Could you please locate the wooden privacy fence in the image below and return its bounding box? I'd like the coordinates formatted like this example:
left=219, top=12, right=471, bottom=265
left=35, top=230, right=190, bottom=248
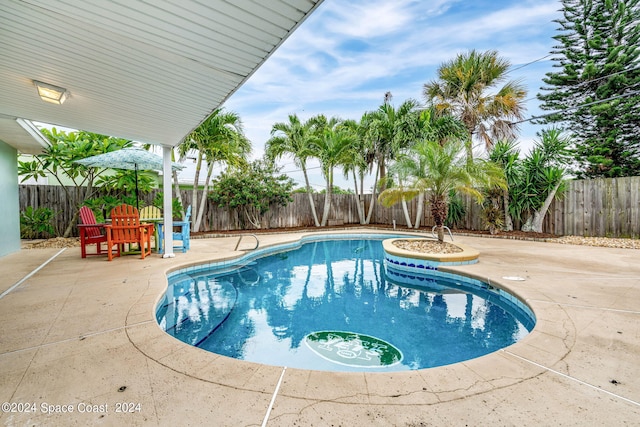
left=548, top=177, right=640, bottom=238
left=19, top=176, right=640, bottom=238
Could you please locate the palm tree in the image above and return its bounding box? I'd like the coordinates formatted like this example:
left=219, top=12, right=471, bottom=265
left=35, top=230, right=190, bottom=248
left=364, top=96, right=419, bottom=186
left=181, top=108, right=250, bottom=232
left=308, top=116, right=356, bottom=226
left=357, top=110, right=381, bottom=223
left=266, top=114, right=321, bottom=227
left=424, top=50, right=526, bottom=155
left=379, top=139, right=505, bottom=242
left=360, top=95, right=419, bottom=224
left=415, top=106, right=469, bottom=145
left=338, top=119, right=370, bottom=224
left=408, top=108, right=469, bottom=228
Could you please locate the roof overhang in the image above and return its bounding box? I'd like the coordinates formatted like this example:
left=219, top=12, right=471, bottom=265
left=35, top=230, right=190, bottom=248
left=0, top=0, right=323, bottom=153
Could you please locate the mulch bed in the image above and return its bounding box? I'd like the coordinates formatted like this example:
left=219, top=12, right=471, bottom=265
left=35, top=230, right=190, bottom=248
left=192, top=224, right=557, bottom=240
left=392, top=239, right=463, bottom=254
left=22, top=225, right=638, bottom=250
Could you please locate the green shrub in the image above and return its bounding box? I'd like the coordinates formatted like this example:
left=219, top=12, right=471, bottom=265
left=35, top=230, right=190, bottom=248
left=20, top=206, right=56, bottom=239
left=153, top=193, right=184, bottom=220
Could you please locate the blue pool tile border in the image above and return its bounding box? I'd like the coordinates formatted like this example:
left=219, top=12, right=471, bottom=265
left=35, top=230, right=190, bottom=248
left=384, top=265, right=536, bottom=330
left=162, top=233, right=536, bottom=332
left=166, top=233, right=418, bottom=281
left=383, top=253, right=478, bottom=271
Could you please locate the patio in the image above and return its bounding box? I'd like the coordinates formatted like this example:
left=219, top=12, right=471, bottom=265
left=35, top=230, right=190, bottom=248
left=1, top=231, right=639, bottom=426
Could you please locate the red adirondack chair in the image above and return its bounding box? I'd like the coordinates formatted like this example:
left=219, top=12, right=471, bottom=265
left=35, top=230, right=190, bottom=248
left=78, top=206, right=109, bottom=258
left=105, top=204, right=154, bottom=261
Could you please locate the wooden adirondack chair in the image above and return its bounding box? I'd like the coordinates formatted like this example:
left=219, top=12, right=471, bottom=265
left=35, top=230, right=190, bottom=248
left=78, top=206, right=109, bottom=258
left=139, top=205, right=162, bottom=221
left=139, top=205, right=162, bottom=251
left=105, top=204, right=154, bottom=261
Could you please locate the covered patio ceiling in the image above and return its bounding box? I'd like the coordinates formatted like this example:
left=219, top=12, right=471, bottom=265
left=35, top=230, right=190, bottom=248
left=0, top=0, right=323, bottom=153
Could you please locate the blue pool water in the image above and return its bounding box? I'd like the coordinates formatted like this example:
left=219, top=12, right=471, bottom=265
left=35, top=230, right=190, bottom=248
left=156, top=236, right=535, bottom=372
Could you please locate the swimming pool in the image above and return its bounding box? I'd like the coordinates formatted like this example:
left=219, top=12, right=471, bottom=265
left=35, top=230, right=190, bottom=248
left=156, top=235, right=536, bottom=372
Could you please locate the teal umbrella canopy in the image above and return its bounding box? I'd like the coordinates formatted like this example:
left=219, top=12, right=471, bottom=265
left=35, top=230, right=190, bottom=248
left=75, top=147, right=184, bottom=209
left=75, top=147, right=184, bottom=172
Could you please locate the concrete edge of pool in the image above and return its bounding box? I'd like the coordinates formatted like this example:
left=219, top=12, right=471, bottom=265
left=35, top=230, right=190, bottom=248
left=155, top=234, right=532, bottom=372
left=4, top=229, right=637, bottom=425
left=136, top=231, right=557, bottom=395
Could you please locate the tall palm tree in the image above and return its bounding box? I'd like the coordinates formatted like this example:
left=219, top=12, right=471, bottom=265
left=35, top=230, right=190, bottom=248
left=181, top=108, right=250, bottom=232
left=357, top=110, right=381, bottom=223
left=308, top=116, right=356, bottom=226
left=415, top=106, right=469, bottom=146
left=338, top=119, right=370, bottom=224
left=361, top=96, right=419, bottom=224
left=424, top=50, right=526, bottom=155
left=364, top=97, right=419, bottom=186
left=266, top=114, right=321, bottom=227
left=379, top=139, right=505, bottom=242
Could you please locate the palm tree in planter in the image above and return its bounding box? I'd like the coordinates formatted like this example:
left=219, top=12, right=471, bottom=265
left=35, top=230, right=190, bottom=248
left=379, top=138, right=505, bottom=242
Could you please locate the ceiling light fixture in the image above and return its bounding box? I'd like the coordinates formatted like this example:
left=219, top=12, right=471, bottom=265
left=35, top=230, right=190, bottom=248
left=33, top=80, right=69, bottom=104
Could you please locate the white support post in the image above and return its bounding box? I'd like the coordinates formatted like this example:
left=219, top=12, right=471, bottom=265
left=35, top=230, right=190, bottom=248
left=162, top=146, right=175, bottom=258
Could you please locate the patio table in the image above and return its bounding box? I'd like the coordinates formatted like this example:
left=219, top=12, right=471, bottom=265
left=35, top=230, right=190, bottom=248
left=141, top=218, right=163, bottom=252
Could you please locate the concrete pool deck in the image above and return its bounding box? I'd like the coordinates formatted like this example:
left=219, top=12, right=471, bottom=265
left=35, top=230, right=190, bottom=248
left=1, top=231, right=639, bottom=426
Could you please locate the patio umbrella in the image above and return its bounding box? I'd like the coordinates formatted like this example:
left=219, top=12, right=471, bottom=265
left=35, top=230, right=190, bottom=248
left=75, top=147, right=184, bottom=210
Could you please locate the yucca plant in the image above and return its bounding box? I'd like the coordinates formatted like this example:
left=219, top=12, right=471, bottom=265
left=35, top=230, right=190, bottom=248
left=445, top=190, right=466, bottom=228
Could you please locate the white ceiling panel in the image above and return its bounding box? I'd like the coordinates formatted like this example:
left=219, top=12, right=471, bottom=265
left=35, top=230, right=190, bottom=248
left=0, top=0, right=322, bottom=151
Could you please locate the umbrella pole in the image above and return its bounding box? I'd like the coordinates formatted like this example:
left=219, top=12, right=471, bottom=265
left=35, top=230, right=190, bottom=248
left=135, top=164, right=139, bottom=211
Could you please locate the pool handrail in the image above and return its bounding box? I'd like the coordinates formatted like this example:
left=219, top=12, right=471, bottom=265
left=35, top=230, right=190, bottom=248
left=234, top=234, right=260, bottom=251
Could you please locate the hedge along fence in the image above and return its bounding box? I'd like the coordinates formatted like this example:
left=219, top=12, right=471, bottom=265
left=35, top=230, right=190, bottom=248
left=18, top=175, right=640, bottom=238
left=18, top=185, right=156, bottom=237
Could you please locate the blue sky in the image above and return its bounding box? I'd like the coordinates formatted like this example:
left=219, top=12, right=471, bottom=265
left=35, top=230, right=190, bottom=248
left=221, top=0, right=563, bottom=192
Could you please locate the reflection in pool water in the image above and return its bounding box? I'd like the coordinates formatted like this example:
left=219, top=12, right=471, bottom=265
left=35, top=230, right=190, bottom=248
left=156, top=237, right=535, bottom=372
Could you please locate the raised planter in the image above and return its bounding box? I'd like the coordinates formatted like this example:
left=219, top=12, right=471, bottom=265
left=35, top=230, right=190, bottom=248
left=382, top=238, right=479, bottom=273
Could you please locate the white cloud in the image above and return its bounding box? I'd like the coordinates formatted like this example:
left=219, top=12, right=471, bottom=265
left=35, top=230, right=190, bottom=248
left=220, top=0, right=564, bottom=190
left=319, top=0, right=416, bottom=39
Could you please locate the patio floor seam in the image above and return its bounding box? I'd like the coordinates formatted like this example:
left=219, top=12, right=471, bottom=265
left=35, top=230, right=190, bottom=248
left=0, top=248, right=67, bottom=300
left=262, top=366, right=287, bottom=427
left=504, top=350, right=640, bottom=408
left=0, top=321, right=154, bottom=356
left=529, top=299, right=640, bottom=314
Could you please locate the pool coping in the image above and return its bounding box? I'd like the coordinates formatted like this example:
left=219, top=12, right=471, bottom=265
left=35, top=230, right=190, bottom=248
left=156, top=233, right=533, bottom=371
left=136, top=231, right=564, bottom=395
left=2, top=229, right=639, bottom=425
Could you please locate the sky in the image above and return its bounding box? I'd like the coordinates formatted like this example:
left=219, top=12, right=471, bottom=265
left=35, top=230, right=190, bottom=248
left=214, top=0, right=564, bottom=192
left=31, top=0, right=564, bottom=191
